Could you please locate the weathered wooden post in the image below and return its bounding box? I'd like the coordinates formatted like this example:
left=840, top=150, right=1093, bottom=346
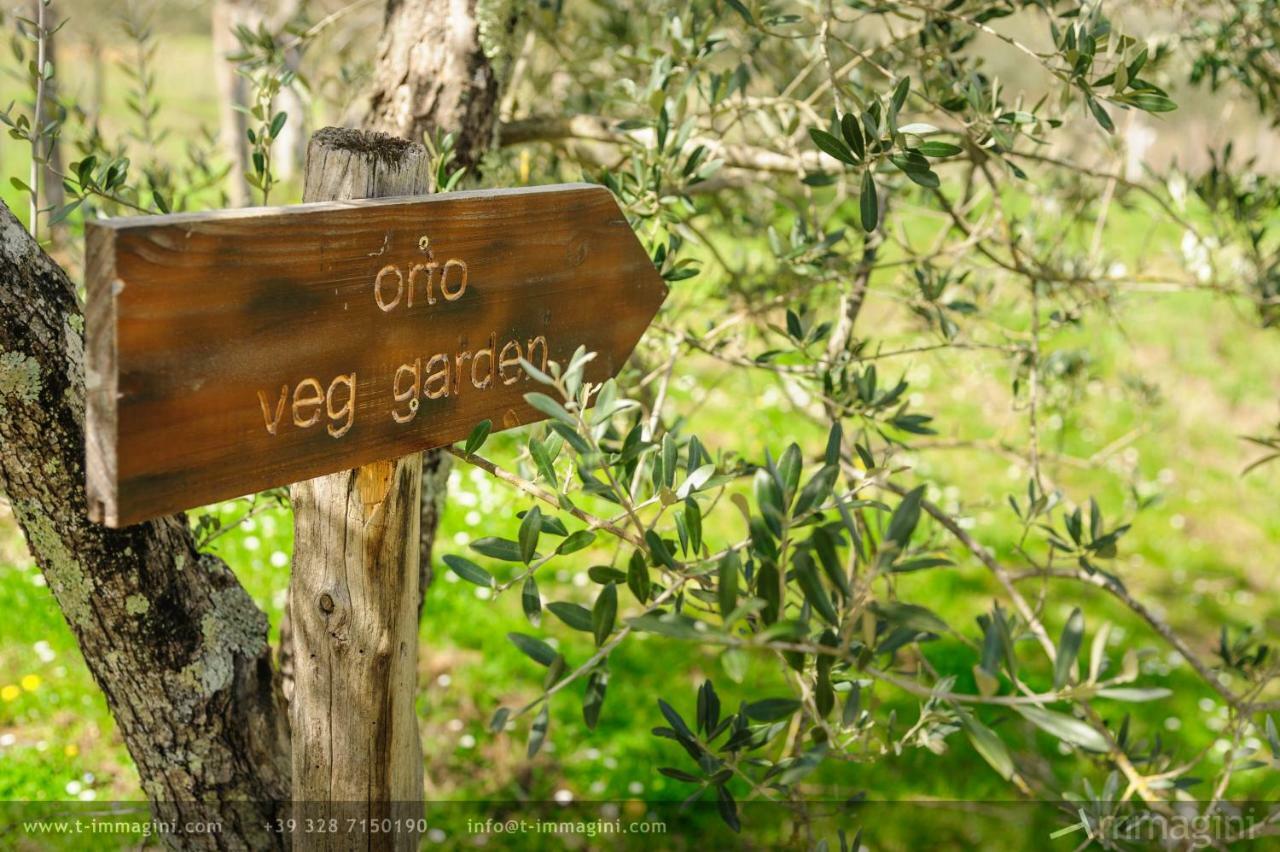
left=289, top=127, right=428, bottom=849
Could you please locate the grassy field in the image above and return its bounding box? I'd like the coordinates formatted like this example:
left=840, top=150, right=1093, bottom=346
left=2, top=15, right=1279, bottom=852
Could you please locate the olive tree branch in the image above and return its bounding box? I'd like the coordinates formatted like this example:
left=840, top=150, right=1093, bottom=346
left=1009, top=567, right=1280, bottom=714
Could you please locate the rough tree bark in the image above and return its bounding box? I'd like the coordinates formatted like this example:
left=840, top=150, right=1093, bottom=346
left=364, top=0, right=514, bottom=168
left=287, top=129, right=427, bottom=850
left=0, top=205, right=291, bottom=850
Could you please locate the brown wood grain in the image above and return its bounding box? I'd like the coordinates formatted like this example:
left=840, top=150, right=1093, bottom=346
left=287, top=126, right=428, bottom=850
left=85, top=184, right=667, bottom=527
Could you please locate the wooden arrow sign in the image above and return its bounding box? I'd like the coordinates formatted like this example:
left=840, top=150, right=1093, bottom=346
left=84, top=184, right=667, bottom=527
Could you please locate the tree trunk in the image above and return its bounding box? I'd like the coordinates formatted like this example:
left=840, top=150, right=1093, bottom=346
left=0, top=204, right=291, bottom=849
left=272, top=71, right=307, bottom=182
left=364, top=0, right=514, bottom=168
left=212, top=0, right=259, bottom=206
left=417, top=447, right=450, bottom=611
left=268, top=0, right=306, bottom=182
left=40, top=1, right=66, bottom=236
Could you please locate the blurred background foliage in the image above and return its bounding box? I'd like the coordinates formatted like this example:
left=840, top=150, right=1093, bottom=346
left=1, top=0, right=1279, bottom=847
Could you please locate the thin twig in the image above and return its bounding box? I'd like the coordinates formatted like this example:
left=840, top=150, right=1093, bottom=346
left=448, top=446, right=645, bottom=549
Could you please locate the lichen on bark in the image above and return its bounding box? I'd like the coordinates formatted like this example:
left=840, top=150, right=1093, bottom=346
left=12, top=500, right=94, bottom=628
left=0, top=351, right=42, bottom=413
left=187, top=582, right=272, bottom=697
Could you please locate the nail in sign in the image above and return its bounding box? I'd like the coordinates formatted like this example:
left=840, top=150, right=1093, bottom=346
left=84, top=184, right=667, bottom=527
